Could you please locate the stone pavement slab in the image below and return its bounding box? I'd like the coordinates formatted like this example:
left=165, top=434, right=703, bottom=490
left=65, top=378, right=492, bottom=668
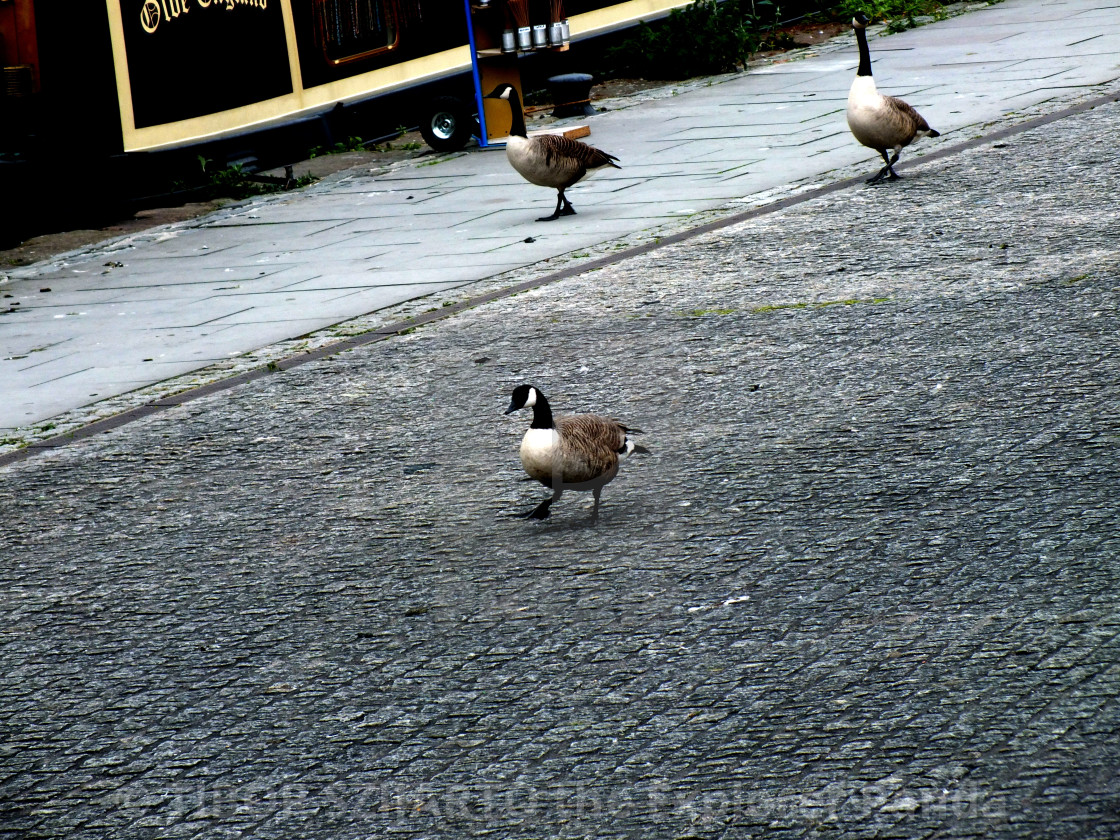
left=0, top=78, right=1118, bottom=839
left=3, top=0, right=1120, bottom=441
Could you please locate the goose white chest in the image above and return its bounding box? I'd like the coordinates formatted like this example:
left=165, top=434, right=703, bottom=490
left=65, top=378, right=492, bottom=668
left=519, top=427, right=560, bottom=481
left=846, top=76, right=891, bottom=148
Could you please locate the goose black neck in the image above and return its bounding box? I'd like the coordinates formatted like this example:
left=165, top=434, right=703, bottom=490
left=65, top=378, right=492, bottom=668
left=506, top=88, right=528, bottom=138
left=530, top=394, right=554, bottom=429
left=855, top=26, right=873, bottom=77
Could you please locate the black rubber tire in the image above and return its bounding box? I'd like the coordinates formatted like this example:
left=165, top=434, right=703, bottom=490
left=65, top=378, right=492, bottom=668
left=419, top=96, right=476, bottom=152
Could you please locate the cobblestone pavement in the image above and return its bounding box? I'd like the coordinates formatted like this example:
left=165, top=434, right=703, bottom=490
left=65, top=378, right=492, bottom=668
left=2, top=94, right=1119, bottom=839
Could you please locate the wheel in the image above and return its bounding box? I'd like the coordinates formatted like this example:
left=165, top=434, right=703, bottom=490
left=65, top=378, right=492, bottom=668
left=419, top=96, right=476, bottom=152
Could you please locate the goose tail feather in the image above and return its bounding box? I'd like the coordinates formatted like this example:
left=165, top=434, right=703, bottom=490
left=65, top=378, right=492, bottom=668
left=622, top=438, right=650, bottom=456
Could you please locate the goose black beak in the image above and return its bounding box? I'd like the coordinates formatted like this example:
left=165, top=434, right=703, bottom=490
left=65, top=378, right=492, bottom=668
left=504, top=401, right=519, bottom=415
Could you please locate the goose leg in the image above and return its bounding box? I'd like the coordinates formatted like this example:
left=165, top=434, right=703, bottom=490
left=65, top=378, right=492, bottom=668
left=591, top=486, right=603, bottom=523
left=558, top=190, right=576, bottom=217
left=536, top=191, right=566, bottom=222
left=525, top=488, right=562, bottom=519
left=885, top=146, right=902, bottom=181
left=867, top=149, right=892, bottom=184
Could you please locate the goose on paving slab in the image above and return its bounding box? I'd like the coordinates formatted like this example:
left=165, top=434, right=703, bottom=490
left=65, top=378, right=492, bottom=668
left=846, top=11, right=940, bottom=183
left=485, top=83, right=621, bottom=221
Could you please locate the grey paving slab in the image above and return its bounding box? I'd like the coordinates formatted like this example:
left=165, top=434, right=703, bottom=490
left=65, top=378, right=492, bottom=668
left=3, top=0, right=1120, bottom=437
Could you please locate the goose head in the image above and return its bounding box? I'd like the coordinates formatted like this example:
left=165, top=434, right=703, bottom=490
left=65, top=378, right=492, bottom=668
left=485, top=84, right=517, bottom=101
left=852, top=11, right=870, bottom=28
left=505, top=384, right=540, bottom=415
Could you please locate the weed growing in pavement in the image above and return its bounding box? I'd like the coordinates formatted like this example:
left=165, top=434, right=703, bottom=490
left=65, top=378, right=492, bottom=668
left=309, top=135, right=368, bottom=158
left=309, top=132, right=422, bottom=155
left=181, top=156, right=318, bottom=202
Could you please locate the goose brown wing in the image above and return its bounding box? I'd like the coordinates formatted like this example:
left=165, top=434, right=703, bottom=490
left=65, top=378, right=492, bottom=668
left=535, top=134, right=621, bottom=171
left=555, top=414, right=626, bottom=483
left=885, top=95, right=934, bottom=134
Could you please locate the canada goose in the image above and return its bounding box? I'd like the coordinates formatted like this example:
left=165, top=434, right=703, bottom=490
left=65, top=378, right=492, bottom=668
left=504, top=384, right=647, bottom=521
left=484, top=83, right=621, bottom=221
left=846, top=11, right=940, bottom=183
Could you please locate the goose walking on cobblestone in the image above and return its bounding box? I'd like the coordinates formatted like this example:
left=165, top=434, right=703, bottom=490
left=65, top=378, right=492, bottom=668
left=505, top=385, right=647, bottom=521
left=846, top=11, right=940, bottom=183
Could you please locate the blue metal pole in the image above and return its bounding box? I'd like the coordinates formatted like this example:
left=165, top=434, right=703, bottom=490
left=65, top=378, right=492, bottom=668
left=464, top=0, right=490, bottom=147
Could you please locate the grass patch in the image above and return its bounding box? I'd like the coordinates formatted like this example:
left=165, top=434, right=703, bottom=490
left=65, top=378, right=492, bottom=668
left=751, top=297, right=891, bottom=314
left=680, top=307, right=738, bottom=317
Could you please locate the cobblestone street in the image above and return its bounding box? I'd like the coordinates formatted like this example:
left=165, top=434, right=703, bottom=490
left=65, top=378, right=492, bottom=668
left=2, top=95, right=1119, bottom=839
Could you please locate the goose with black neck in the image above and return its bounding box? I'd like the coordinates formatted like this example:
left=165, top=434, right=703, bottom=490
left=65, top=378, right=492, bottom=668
left=485, top=83, right=621, bottom=221
left=504, top=385, right=647, bottom=522
left=846, top=11, right=940, bottom=183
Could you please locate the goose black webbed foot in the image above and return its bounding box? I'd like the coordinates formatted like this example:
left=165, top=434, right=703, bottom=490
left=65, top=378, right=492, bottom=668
left=536, top=209, right=575, bottom=221
left=525, top=487, right=562, bottom=519
left=524, top=499, right=553, bottom=519
left=537, top=192, right=567, bottom=222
